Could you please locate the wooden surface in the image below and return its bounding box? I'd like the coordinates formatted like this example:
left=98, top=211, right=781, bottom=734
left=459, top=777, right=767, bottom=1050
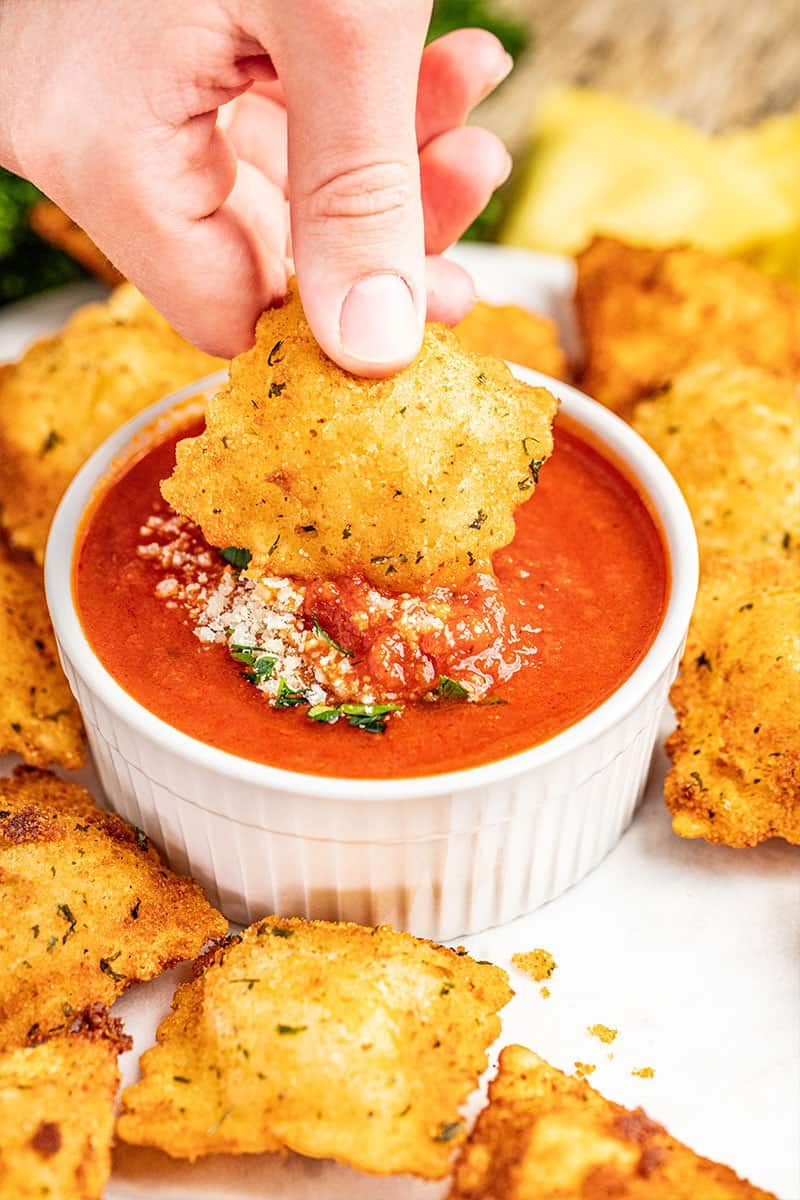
left=479, top=0, right=800, bottom=152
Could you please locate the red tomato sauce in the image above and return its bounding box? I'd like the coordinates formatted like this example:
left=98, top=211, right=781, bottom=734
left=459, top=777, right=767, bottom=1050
left=74, top=417, right=669, bottom=779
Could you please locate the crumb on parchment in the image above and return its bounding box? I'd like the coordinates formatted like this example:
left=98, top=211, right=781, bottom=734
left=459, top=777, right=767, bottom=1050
left=587, top=1024, right=618, bottom=1044
left=574, top=1062, right=596, bottom=1078
left=539, top=986, right=550, bottom=999
left=633, top=1066, right=656, bottom=1078
left=511, top=949, right=556, bottom=982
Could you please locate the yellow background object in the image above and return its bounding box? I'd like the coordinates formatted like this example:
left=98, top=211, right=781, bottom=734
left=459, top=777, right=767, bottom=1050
left=502, top=88, right=800, bottom=277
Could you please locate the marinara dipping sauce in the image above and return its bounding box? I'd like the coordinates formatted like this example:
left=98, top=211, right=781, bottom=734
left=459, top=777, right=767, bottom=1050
left=74, top=415, right=669, bottom=779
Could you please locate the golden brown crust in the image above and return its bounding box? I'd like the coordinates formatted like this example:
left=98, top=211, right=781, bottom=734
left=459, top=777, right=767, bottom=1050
left=454, top=301, right=570, bottom=381
left=0, top=766, right=227, bottom=1050
left=29, top=199, right=125, bottom=286
left=0, top=540, right=85, bottom=767
left=631, top=359, right=800, bottom=567
left=0, top=283, right=223, bottom=561
left=0, top=1013, right=127, bottom=1200
left=665, top=557, right=800, bottom=847
left=162, top=279, right=558, bottom=591
left=118, top=915, right=512, bottom=1177
left=575, top=237, right=800, bottom=417
left=448, top=1045, right=777, bottom=1199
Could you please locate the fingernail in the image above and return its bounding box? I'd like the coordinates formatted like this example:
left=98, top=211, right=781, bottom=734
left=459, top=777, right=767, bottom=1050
left=497, top=51, right=514, bottom=83
left=497, top=150, right=513, bottom=187
left=479, top=52, right=514, bottom=103
left=340, top=272, right=420, bottom=367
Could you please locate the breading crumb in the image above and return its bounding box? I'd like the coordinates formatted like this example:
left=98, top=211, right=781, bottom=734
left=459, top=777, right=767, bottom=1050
left=632, top=1066, right=655, bottom=1078
left=511, top=949, right=556, bottom=982
left=574, top=1061, right=596, bottom=1078
left=587, top=1023, right=618, bottom=1044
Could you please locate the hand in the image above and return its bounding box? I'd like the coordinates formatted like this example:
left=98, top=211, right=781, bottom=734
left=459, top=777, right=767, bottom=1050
left=0, top=0, right=512, bottom=374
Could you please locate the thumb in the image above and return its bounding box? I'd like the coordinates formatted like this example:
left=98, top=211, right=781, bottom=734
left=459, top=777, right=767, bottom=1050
left=268, top=0, right=431, bottom=376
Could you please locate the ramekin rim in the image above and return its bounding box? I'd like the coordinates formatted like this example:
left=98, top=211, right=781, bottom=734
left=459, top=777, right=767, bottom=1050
left=45, top=366, right=698, bottom=802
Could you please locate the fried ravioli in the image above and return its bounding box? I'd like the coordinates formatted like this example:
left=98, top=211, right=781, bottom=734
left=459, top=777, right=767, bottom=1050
left=449, top=1045, right=777, bottom=1199
left=576, top=238, right=800, bottom=416
left=0, top=540, right=84, bottom=768
left=0, top=284, right=223, bottom=561
left=28, top=200, right=124, bottom=286
left=631, top=360, right=800, bottom=566
left=0, top=767, right=227, bottom=1050
left=455, top=301, right=569, bottom=381
left=117, top=916, right=512, bottom=1177
left=665, top=557, right=800, bottom=847
left=0, top=1008, right=130, bottom=1200
left=162, top=280, right=557, bottom=592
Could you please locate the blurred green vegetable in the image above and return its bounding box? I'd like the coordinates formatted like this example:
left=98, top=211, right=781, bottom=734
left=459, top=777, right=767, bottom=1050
left=429, top=2, right=531, bottom=242
left=0, top=167, right=83, bottom=306
left=428, top=0, right=530, bottom=59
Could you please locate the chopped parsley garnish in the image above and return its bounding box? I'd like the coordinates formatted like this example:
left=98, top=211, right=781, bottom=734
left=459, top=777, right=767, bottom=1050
left=306, top=704, right=340, bottom=724
left=39, top=430, right=62, bottom=456
left=207, top=1108, right=232, bottom=1135
left=469, top=509, right=488, bottom=529
left=173, top=1075, right=192, bottom=1084
left=695, top=651, right=712, bottom=671
left=521, top=437, right=547, bottom=483
left=267, top=340, right=283, bottom=366
left=230, top=978, right=261, bottom=991
left=268, top=381, right=286, bottom=397
left=57, top=903, right=77, bottom=943
left=99, top=951, right=126, bottom=982
left=529, top=457, right=546, bottom=484
left=42, top=708, right=68, bottom=722
left=274, top=678, right=309, bottom=709
left=435, top=676, right=469, bottom=701
left=311, top=616, right=354, bottom=657
left=690, top=770, right=704, bottom=789
left=230, top=644, right=277, bottom=684
left=277, top=1023, right=308, bottom=1035
left=134, top=827, right=149, bottom=853
left=307, top=701, right=403, bottom=734
left=221, top=546, right=252, bottom=570
left=433, top=1120, right=462, bottom=1142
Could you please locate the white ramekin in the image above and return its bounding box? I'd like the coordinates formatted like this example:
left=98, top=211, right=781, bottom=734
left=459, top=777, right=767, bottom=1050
left=45, top=368, right=698, bottom=939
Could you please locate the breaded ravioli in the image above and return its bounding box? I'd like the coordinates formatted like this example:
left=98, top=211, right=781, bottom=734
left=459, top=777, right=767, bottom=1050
left=0, top=284, right=223, bottom=561
left=162, top=280, right=557, bottom=592
left=665, top=558, right=800, bottom=847
left=449, top=1045, right=777, bottom=1199
left=576, top=238, right=800, bottom=416
left=0, top=767, right=227, bottom=1050
left=0, top=542, right=84, bottom=768
left=455, top=301, right=570, bottom=381
left=28, top=200, right=124, bottom=286
left=118, top=916, right=512, bottom=1177
left=631, top=360, right=800, bottom=566
left=0, top=1008, right=130, bottom=1200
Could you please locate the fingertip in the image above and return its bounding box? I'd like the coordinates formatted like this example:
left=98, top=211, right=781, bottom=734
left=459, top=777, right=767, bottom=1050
left=425, top=255, right=477, bottom=326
